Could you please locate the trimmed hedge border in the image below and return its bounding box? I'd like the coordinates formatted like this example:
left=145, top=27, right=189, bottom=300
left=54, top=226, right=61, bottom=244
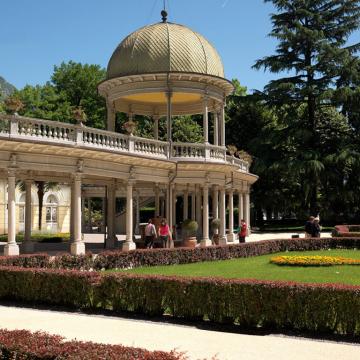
left=0, top=266, right=360, bottom=336
left=1, top=237, right=360, bottom=271
left=0, top=329, right=185, bottom=359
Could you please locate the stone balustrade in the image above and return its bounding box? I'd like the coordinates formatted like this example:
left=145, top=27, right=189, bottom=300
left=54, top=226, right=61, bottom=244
left=0, top=114, right=249, bottom=172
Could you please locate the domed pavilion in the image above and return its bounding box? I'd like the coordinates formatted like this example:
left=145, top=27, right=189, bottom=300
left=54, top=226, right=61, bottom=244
left=0, top=10, right=257, bottom=256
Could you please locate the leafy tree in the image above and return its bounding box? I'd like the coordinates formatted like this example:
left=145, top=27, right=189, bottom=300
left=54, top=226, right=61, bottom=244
left=15, top=61, right=106, bottom=128
left=253, top=0, right=360, bottom=214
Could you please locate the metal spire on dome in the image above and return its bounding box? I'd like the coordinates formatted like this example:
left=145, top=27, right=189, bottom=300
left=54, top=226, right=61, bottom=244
left=161, top=0, right=168, bottom=22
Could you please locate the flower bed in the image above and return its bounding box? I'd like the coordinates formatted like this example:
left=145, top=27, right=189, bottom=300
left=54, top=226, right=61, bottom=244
left=2, top=237, right=360, bottom=271
left=332, top=225, right=360, bottom=237
left=0, top=329, right=185, bottom=359
left=0, top=266, right=360, bottom=336
left=271, top=255, right=360, bottom=266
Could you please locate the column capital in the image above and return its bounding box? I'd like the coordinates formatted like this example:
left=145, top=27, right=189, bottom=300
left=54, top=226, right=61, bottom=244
left=72, top=172, right=82, bottom=181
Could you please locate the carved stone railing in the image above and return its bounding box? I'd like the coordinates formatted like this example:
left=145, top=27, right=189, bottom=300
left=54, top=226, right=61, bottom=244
left=83, top=127, right=128, bottom=151
left=226, top=155, right=249, bottom=172
left=0, top=114, right=250, bottom=172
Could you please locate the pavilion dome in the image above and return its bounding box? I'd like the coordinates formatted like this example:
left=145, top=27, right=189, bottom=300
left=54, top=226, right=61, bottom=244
left=107, top=22, right=225, bottom=80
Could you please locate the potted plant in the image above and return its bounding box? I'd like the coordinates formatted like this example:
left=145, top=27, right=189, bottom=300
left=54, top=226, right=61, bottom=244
left=73, top=107, right=87, bottom=125
left=4, top=96, right=23, bottom=115
left=236, top=150, right=253, bottom=165
left=210, top=218, right=221, bottom=245
left=182, top=219, right=198, bottom=248
left=227, top=145, right=237, bottom=156
left=123, top=119, right=136, bottom=135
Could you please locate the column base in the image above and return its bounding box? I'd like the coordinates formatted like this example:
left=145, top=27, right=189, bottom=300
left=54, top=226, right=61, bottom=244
left=218, top=236, right=227, bottom=246
left=122, top=242, right=136, bottom=251
left=23, top=241, right=35, bottom=253
left=4, top=243, right=20, bottom=256
left=70, top=242, right=86, bottom=256
left=200, top=238, right=212, bottom=247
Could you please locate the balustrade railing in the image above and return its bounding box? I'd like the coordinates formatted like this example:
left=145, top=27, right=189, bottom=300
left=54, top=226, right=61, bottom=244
left=0, top=114, right=250, bottom=171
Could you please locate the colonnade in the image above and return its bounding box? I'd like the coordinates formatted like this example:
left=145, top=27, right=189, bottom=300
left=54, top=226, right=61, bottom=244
left=2, top=169, right=251, bottom=256
left=107, top=96, right=226, bottom=147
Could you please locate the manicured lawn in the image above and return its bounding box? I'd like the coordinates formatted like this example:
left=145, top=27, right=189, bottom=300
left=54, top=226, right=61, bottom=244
left=121, top=249, right=360, bottom=286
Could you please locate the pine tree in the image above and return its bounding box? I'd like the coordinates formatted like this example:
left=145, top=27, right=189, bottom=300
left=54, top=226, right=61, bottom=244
left=254, top=0, right=360, bottom=214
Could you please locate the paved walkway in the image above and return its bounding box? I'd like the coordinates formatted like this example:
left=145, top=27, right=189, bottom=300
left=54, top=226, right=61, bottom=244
left=0, top=305, right=358, bottom=360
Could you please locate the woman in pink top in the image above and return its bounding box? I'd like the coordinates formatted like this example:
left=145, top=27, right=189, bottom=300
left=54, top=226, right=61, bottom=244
left=159, top=219, right=171, bottom=248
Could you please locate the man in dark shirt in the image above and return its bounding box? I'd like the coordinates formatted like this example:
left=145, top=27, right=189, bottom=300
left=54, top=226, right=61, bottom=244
left=305, top=216, right=315, bottom=238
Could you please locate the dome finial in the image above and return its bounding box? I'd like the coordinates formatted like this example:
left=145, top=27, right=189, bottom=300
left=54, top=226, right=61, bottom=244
left=161, top=0, right=168, bottom=22
left=161, top=9, right=168, bottom=22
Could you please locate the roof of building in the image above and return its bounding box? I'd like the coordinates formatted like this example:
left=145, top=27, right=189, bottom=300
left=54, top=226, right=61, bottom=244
left=107, top=21, right=225, bottom=80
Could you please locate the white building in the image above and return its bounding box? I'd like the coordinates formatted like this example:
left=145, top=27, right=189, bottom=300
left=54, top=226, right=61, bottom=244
left=0, top=11, right=258, bottom=255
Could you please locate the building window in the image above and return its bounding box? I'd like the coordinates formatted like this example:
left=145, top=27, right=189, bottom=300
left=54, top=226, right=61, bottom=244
left=46, top=195, right=58, bottom=224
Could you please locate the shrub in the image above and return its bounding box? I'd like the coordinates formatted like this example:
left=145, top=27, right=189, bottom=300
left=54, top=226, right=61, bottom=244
left=3, top=237, right=360, bottom=271
left=182, top=219, right=198, bottom=237
left=0, top=253, right=50, bottom=268
left=0, top=329, right=185, bottom=359
left=1, top=266, right=360, bottom=336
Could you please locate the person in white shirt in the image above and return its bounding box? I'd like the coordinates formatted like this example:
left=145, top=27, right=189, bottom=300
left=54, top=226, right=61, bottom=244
left=145, top=219, right=157, bottom=248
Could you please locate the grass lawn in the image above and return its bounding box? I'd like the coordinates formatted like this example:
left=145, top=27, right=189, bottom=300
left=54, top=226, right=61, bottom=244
left=120, top=249, right=360, bottom=286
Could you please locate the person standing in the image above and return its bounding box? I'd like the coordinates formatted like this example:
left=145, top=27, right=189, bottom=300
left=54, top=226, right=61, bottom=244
left=311, top=217, right=321, bottom=238
left=305, top=216, right=315, bottom=238
left=159, top=218, right=172, bottom=248
left=239, top=219, right=247, bottom=243
left=144, top=219, right=157, bottom=249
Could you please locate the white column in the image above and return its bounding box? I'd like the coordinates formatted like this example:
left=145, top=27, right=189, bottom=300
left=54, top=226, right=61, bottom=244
left=123, top=181, right=136, bottom=251
left=245, top=192, right=251, bottom=235
left=196, top=186, right=202, bottom=237
left=183, top=188, right=189, bottom=220
left=4, top=170, right=19, bottom=255
left=70, top=181, right=75, bottom=241
left=201, top=185, right=211, bottom=246
left=107, top=102, right=115, bottom=132
left=203, top=97, right=209, bottom=144
left=172, top=185, right=176, bottom=229
left=135, top=191, right=140, bottom=235
left=191, top=191, right=196, bottom=221
left=166, top=91, right=172, bottom=142
left=212, top=186, right=219, bottom=220
left=106, top=184, right=116, bottom=249
left=70, top=174, right=85, bottom=255
left=219, top=188, right=227, bottom=245
left=23, top=179, right=34, bottom=253
left=238, top=191, right=244, bottom=227
left=220, top=105, right=226, bottom=147
left=227, top=189, right=237, bottom=242
left=87, top=198, right=92, bottom=228
left=213, top=112, right=219, bottom=146
left=155, top=185, right=160, bottom=217
left=153, top=115, right=159, bottom=140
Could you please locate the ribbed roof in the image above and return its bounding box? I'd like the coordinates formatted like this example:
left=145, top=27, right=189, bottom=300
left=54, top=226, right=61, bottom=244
left=107, top=22, right=225, bottom=79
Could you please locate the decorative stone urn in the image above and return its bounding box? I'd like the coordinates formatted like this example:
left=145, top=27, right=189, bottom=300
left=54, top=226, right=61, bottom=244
left=123, top=120, right=137, bottom=135
left=4, top=97, right=23, bottom=114
left=73, top=107, right=87, bottom=125
left=236, top=150, right=253, bottom=165
left=227, top=145, right=237, bottom=156
left=182, top=219, right=198, bottom=248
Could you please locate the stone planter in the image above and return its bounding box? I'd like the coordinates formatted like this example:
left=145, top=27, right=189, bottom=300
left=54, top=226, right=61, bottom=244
left=123, top=120, right=136, bottom=135
left=4, top=97, right=23, bottom=114
left=183, top=236, right=197, bottom=248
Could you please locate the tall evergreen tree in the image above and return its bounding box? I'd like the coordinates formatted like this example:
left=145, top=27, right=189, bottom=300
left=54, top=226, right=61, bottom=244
left=254, top=0, right=360, bottom=214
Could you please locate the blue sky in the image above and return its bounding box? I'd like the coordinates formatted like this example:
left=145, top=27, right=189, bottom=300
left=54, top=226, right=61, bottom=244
left=1, top=0, right=359, bottom=92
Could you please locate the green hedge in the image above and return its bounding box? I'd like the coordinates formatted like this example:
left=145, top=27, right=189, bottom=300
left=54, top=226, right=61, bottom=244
left=2, top=237, right=360, bottom=271
left=0, top=266, right=359, bottom=336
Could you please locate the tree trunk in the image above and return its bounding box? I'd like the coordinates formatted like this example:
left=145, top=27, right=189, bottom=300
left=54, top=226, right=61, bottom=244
left=37, top=182, right=45, bottom=231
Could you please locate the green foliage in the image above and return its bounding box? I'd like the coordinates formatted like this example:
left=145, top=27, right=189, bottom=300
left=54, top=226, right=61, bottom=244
left=15, top=61, right=106, bottom=129
left=182, top=219, right=198, bottom=237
